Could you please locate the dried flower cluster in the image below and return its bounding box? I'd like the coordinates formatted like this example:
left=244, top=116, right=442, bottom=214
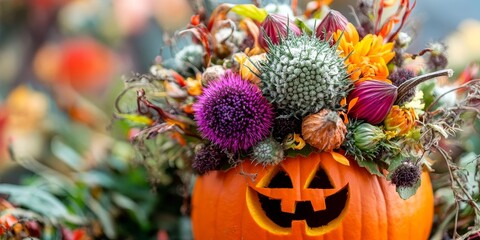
left=115, top=0, right=480, bottom=205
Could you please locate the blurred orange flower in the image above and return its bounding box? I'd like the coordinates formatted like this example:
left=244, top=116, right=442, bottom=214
left=34, top=37, right=115, bottom=92
left=5, top=86, right=48, bottom=134
left=334, top=23, right=395, bottom=84
left=3, top=86, right=49, bottom=160
left=114, top=0, right=153, bottom=35
left=154, top=0, right=193, bottom=32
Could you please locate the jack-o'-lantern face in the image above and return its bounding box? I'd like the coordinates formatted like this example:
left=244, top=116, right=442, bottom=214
left=245, top=156, right=349, bottom=236
left=192, top=152, right=434, bottom=240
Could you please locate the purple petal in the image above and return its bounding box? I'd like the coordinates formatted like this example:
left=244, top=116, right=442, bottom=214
left=348, top=80, right=398, bottom=124
left=193, top=72, right=274, bottom=151
left=316, top=10, right=348, bottom=41
left=259, top=14, right=301, bottom=48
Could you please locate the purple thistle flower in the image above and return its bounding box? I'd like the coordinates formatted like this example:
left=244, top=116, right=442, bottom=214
left=347, top=80, right=398, bottom=125
left=259, top=14, right=301, bottom=49
left=316, top=10, right=348, bottom=41
left=194, top=72, right=274, bottom=152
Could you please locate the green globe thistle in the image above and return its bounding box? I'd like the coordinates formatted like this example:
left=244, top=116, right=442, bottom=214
left=353, top=123, right=386, bottom=151
left=259, top=34, right=350, bottom=117
left=251, top=138, right=284, bottom=166
left=174, top=44, right=204, bottom=75
left=342, top=120, right=379, bottom=162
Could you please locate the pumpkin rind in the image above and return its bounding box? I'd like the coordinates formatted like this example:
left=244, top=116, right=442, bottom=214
left=191, top=152, right=433, bottom=240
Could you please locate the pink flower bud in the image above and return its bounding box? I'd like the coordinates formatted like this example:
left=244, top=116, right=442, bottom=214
left=347, top=80, right=398, bottom=125
left=259, top=14, right=301, bottom=48
left=316, top=10, right=348, bottom=41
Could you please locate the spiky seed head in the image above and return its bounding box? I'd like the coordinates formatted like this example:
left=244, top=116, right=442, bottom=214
left=390, top=68, right=416, bottom=104
left=396, top=32, right=412, bottom=48
left=194, top=72, right=274, bottom=152
left=251, top=138, right=284, bottom=165
left=391, top=162, right=421, bottom=188
left=201, top=65, right=226, bottom=85
left=353, top=123, right=386, bottom=151
left=192, top=144, right=228, bottom=175
left=427, top=42, right=448, bottom=71
left=259, top=34, right=350, bottom=117
left=174, top=44, right=204, bottom=74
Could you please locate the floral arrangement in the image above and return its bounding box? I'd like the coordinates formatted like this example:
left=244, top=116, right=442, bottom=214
left=115, top=0, right=480, bottom=202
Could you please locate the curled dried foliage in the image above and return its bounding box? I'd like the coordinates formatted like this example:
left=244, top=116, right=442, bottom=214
left=419, top=79, right=480, bottom=238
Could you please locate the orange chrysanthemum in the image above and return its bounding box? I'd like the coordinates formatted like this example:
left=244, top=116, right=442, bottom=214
left=384, top=105, right=417, bottom=139
left=334, top=23, right=395, bottom=84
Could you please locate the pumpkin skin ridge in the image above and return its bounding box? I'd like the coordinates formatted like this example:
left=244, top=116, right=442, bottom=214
left=373, top=175, right=389, bottom=240
left=191, top=152, right=434, bottom=240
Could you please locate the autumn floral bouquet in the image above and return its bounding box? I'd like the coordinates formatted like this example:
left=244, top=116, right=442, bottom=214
left=115, top=0, right=480, bottom=203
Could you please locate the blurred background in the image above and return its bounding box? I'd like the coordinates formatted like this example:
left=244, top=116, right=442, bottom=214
left=0, top=0, right=479, bottom=239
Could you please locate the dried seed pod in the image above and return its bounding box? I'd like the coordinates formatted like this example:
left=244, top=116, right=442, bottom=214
left=201, top=65, right=225, bottom=85
left=301, top=109, right=347, bottom=152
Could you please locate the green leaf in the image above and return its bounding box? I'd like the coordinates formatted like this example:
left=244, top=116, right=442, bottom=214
left=179, top=216, right=193, bottom=240
left=419, top=81, right=436, bottom=110
left=285, top=145, right=315, bottom=158
left=386, top=155, right=405, bottom=180
left=294, top=18, right=312, bottom=35
left=77, top=171, right=116, bottom=188
left=117, top=113, right=153, bottom=127
left=111, top=193, right=150, bottom=230
left=231, top=4, right=268, bottom=22
left=396, top=179, right=421, bottom=200
left=357, top=160, right=384, bottom=177
left=0, top=184, right=85, bottom=224
left=51, top=137, right=84, bottom=171
left=88, top=198, right=116, bottom=238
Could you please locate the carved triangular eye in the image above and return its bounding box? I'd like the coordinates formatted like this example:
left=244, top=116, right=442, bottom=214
left=267, top=169, right=293, bottom=188
left=308, top=167, right=334, bottom=189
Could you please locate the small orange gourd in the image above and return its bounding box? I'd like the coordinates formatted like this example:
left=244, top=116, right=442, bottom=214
left=302, top=110, right=347, bottom=151
left=191, top=152, right=433, bottom=240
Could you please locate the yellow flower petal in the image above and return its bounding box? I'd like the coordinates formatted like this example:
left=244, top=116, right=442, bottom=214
left=330, top=151, right=350, bottom=166
left=293, top=133, right=306, bottom=150
left=334, top=23, right=395, bottom=84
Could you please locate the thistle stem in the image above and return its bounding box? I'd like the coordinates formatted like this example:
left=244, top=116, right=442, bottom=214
left=396, top=69, right=454, bottom=104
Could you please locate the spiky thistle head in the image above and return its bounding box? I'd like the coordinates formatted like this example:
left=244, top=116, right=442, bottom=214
left=390, top=161, right=421, bottom=188
left=174, top=44, right=204, bottom=74
left=353, top=122, right=386, bottom=151
left=251, top=137, right=284, bottom=166
left=192, top=144, right=228, bottom=175
left=259, top=34, right=350, bottom=117
left=342, top=119, right=379, bottom=162
left=390, top=68, right=416, bottom=104
left=194, top=72, right=274, bottom=152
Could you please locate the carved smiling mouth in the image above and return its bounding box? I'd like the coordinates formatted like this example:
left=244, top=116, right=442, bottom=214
left=256, top=184, right=349, bottom=228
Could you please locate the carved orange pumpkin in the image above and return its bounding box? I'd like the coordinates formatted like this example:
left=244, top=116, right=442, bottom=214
left=191, top=152, right=433, bottom=239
